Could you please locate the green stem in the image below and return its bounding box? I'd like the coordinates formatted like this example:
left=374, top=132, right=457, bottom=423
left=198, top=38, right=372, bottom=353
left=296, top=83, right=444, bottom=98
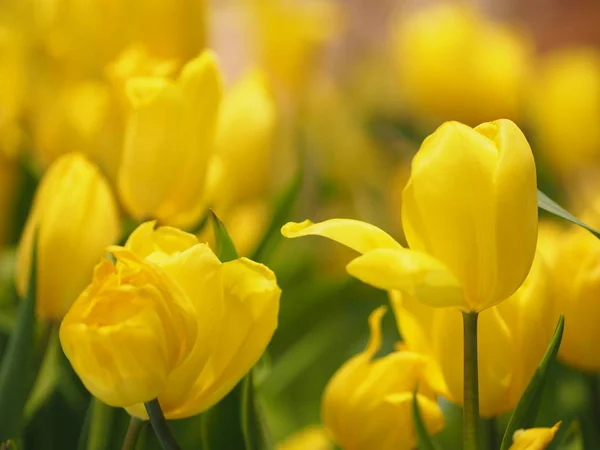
left=84, top=398, right=117, bottom=450
left=462, top=312, right=480, bottom=450
left=144, top=399, right=181, bottom=450
left=484, top=417, right=497, bottom=450
left=121, top=416, right=144, bottom=450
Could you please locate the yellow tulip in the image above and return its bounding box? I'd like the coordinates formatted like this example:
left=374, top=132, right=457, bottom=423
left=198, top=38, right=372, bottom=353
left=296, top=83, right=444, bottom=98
left=118, top=50, right=222, bottom=228
left=60, top=221, right=280, bottom=418
left=249, top=0, right=342, bottom=92
left=283, top=119, right=537, bottom=311
left=509, top=422, right=561, bottom=450
left=277, top=426, right=333, bottom=450
left=529, top=48, right=600, bottom=179
left=322, top=307, right=444, bottom=450
left=208, top=69, right=276, bottom=208
left=542, top=217, right=600, bottom=372
left=393, top=3, right=532, bottom=125
left=16, top=153, right=120, bottom=320
left=391, top=252, right=554, bottom=417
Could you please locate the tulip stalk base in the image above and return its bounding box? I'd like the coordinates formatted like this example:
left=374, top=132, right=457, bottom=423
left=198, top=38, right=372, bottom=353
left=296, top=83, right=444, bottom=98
left=463, top=312, right=480, bottom=450
left=121, top=416, right=144, bottom=450
left=144, top=399, right=181, bottom=450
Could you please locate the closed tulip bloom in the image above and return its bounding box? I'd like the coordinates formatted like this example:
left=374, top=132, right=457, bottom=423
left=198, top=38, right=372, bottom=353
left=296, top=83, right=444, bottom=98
left=60, top=221, right=280, bottom=418
left=16, top=153, right=120, bottom=320
left=118, top=50, right=222, bottom=228
left=509, top=423, right=560, bottom=450
left=277, top=426, right=333, bottom=450
left=283, top=119, right=537, bottom=311
left=391, top=252, right=554, bottom=417
left=322, top=307, right=444, bottom=450
left=394, top=3, right=532, bottom=125
left=544, top=218, right=600, bottom=372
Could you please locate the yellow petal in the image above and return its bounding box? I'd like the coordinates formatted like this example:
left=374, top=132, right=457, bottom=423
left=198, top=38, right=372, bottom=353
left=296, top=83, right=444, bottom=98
left=402, top=119, right=537, bottom=311
left=510, top=422, right=561, bottom=450
left=347, top=248, right=465, bottom=308
left=281, top=218, right=402, bottom=254
left=16, top=153, right=120, bottom=320
left=170, top=258, right=280, bottom=418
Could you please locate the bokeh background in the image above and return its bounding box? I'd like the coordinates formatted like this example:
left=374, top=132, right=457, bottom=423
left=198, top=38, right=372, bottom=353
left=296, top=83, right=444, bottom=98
left=1, top=0, right=600, bottom=448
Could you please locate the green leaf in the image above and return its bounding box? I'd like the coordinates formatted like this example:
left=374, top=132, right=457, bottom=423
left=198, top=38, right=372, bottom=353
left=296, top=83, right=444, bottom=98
left=0, top=233, right=41, bottom=440
left=241, top=371, right=272, bottom=450
left=500, top=315, right=565, bottom=450
left=412, top=389, right=441, bottom=450
left=251, top=164, right=303, bottom=264
left=210, top=210, right=239, bottom=262
left=537, top=190, right=600, bottom=239
left=24, top=331, right=61, bottom=420
left=201, top=382, right=246, bottom=450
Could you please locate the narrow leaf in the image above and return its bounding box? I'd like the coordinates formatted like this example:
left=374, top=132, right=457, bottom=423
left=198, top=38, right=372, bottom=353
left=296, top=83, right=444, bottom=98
left=201, top=382, right=246, bottom=450
left=412, top=389, right=441, bottom=450
left=0, top=233, right=40, bottom=440
left=251, top=163, right=303, bottom=263
left=241, top=371, right=272, bottom=450
left=500, top=315, right=565, bottom=450
left=210, top=210, right=239, bottom=262
left=537, top=190, right=600, bottom=239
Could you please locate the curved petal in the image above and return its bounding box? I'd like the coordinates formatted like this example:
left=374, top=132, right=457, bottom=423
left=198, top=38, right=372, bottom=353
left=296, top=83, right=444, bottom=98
left=281, top=219, right=402, bottom=254
left=347, top=248, right=465, bottom=308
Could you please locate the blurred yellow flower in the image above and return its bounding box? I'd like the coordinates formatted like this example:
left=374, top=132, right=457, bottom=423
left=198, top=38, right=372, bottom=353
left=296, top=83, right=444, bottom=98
left=509, top=422, right=561, bottom=450
left=322, top=307, right=444, bottom=450
left=283, top=119, right=538, bottom=311
left=277, top=426, right=333, bottom=450
left=250, top=0, right=342, bottom=92
left=541, top=215, right=600, bottom=372
left=118, top=50, right=222, bottom=228
left=391, top=252, right=554, bottom=417
left=208, top=69, right=277, bottom=208
left=529, top=48, right=600, bottom=179
left=393, top=3, right=532, bottom=126
left=16, top=153, right=120, bottom=320
left=61, top=221, right=280, bottom=419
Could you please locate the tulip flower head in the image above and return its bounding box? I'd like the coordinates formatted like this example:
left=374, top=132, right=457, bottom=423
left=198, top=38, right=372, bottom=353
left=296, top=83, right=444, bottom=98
left=322, top=307, right=444, bottom=450
left=16, top=153, right=120, bottom=320
left=509, top=422, right=561, bottom=450
left=283, top=119, right=538, bottom=311
left=60, top=221, right=280, bottom=419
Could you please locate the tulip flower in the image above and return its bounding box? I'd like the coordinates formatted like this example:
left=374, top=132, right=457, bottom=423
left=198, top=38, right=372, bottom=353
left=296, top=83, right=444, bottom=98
left=322, top=306, right=444, bottom=450
left=16, top=153, right=120, bottom=320
left=391, top=252, right=554, bottom=417
left=393, top=3, right=532, bottom=125
left=283, top=119, right=538, bottom=311
left=529, top=48, right=600, bottom=180
left=118, top=50, right=222, bottom=228
left=541, top=217, right=600, bottom=372
left=60, top=221, right=280, bottom=419
left=509, top=422, right=561, bottom=450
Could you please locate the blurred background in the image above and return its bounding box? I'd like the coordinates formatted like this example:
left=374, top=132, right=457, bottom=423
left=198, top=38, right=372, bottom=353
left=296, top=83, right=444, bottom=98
left=1, top=0, right=600, bottom=448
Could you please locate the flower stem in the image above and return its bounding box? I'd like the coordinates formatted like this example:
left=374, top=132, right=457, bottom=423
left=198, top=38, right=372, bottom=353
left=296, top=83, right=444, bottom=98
left=462, top=311, right=480, bottom=450
left=144, top=399, right=181, bottom=450
left=121, top=416, right=144, bottom=450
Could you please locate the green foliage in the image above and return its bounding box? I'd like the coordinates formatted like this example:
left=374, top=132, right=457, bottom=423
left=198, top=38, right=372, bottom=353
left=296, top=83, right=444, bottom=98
left=500, top=315, right=565, bottom=450
left=537, top=190, right=600, bottom=238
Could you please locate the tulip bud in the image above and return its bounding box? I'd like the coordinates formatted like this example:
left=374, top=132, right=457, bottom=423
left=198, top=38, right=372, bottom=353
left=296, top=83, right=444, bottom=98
left=402, top=119, right=538, bottom=311
left=118, top=50, right=222, bottom=228
left=393, top=3, right=532, bottom=125
left=322, top=307, right=444, bottom=450
left=16, top=153, right=120, bottom=320
left=542, top=215, right=600, bottom=372
left=61, top=222, right=280, bottom=418
left=391, top=252, right=554, bottom=417
left=509, top=422, right=560, bottom=450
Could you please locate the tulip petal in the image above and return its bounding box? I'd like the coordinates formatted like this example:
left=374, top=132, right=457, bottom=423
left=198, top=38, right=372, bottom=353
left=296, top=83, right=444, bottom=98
left=281, top=219, right=402, bottom=254
left=347, top=248, right=465, bottom=308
